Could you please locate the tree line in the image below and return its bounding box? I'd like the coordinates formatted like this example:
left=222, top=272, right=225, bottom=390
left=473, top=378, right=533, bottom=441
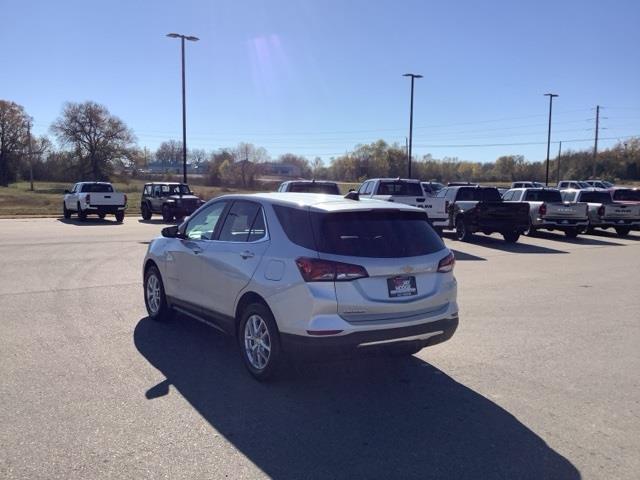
left=1, top=98, right=638, bottom=189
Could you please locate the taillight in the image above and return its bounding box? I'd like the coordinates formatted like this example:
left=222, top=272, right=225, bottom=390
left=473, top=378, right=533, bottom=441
left=538, top=203, right=547, bottom=217
left=295, top=257, right=368, bottom=282
left=85, top=194, right=91, bottom=204
left=437, top=252, right=455, bottom=273
left=597, top=205, right=605, bottom=216
left=445, top=200, right=450, bottom=212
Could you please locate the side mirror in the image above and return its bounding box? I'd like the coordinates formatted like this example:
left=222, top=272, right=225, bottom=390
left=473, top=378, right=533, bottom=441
left=64, top=189, right=70, bottom=194
left=161, top=225, right=184, bottom=238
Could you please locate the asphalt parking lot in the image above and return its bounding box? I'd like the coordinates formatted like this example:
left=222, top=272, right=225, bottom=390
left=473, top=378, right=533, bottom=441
left=1, top=217, right=639, bottom=479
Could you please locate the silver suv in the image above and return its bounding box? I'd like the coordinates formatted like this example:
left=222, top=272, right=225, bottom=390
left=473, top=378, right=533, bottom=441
left=142, top=193, right=459, bottom=380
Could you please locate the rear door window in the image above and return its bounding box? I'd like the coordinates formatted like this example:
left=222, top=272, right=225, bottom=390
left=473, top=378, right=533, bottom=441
left=580, top=191, right=612, bottom=203
left=81, top=183, right=113, bottom=193
left=377, top=181, right=423, bottom=196
left=613, top=189, right=640, bottom=201
left=524, top=190, right=562, bottom=202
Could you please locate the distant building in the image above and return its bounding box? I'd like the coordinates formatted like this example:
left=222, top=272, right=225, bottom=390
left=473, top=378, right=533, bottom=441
left=262, top=162, right=302, bottom=177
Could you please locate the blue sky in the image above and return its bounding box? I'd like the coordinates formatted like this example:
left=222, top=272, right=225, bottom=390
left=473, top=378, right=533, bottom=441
left=1, top=0, right=639, bottom=163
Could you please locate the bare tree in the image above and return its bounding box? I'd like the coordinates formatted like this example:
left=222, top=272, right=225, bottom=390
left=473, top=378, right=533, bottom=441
left=51, top=101, right=136, bottom=180
left=0, top=100, right=29, bottom=185
left=155, top=140, right=183, bottom=171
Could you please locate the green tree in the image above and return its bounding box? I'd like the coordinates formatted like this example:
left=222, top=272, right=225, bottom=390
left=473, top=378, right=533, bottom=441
left=51, top=101, right=136, bottom=180
left=0, top=100, right=29, bottom=185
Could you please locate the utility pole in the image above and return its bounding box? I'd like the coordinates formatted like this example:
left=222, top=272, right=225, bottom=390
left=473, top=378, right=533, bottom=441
left=593, top=105, right=600, bottom=178
left=26, top=120, right=33, bottom=191
left=166, top=33, right=199, bottom=184
left=403, top=73, right=423, bottom=179
left=556, top=141, right=562, bottom=185
left=405, top=137, right=409, bottom=164
left=544, top=93, right=558, bottom=186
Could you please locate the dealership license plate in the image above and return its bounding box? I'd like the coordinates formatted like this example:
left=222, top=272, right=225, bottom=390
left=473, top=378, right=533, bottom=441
left=387, top=276, right=417, bottom=297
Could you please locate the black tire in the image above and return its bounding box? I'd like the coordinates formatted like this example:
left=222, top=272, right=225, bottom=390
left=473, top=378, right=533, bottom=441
left=63, top=202, right=71, bottom=219
left=99, top=213, right=106, bottom=220
left=503, top=231, right=520, bottom=243
left=162, top=204, right=173, bottom=223
left=77, top=202, right=87, bottom=221
left=564, top=228, right=579, bottom=239
left=141, top=203, right=152, bottom=220
left=615, top=227, right=631, bottom=237
left=238, top=302, right=282, bottom=381
left=144, top=265, right=173, bottom=322
left=115, top=211, right=125, bottom=223
left=455, top=217, right=472, bottom=242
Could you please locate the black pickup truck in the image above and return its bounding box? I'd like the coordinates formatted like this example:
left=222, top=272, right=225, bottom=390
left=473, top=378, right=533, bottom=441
left=437, top=186, right=530, bottom=242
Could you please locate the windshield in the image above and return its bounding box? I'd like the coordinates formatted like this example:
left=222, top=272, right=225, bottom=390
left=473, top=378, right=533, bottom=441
left=378, top=181, right=423, bottom=196
left=162, top=184, right=191, bottom=195
left=81, top=183, right=113, bottom=193
left=580, top=192, right=612, bottom=203
left=612, top=189, right=640, bottom=201
left=289, top=183, right=340, bottom=194
left=524, top=190, right=562, bottom=202
left=456, top=187, right=502, bottom=202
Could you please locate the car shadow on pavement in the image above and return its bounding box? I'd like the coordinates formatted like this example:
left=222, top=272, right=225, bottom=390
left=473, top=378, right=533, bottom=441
left=531, top=230, right=624, bottom=246
left=137, top=219, right=173, bottom=225
left=134, top=316, right=581, bottom=480
left=584, top=230, right=640, bottom=241
left=449, top=249, right=487, bottom=261
left=56, top=217, right=123, bottom=226
left=445, top=233, right=568, bottom=254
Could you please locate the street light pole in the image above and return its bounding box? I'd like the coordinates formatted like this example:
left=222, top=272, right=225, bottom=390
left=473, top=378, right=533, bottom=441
left=167, top=33, right=199, bottom=184
left=544, top=93, right=558, bottom=186
left=403, top=73, right=422, bottom=179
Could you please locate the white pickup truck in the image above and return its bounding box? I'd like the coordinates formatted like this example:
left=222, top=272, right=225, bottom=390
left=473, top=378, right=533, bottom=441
left=356, top=178, right=449, bottom=229
left=63, top=182, right=127, bottom=222
left=561, top=188, right=640, bottom=237
left=502, top=187, right=589, bottom=237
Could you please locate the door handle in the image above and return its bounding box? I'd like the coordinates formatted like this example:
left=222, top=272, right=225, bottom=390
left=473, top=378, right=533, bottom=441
left=240, top=250, right=254, bottom=259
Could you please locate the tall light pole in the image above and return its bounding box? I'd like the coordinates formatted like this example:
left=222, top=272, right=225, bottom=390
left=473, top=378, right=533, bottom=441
left=166, top=33, right=199, bottom=184
left=544, top=93, right=558, bottom=186
left=403, top=73, right=422, bottom=179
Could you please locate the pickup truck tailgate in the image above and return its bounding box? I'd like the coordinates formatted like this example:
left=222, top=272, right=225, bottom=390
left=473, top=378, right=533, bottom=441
left=604, top=203, right=640, bottom=219
left=544, top=202, right=588, bottom=220
left=87, top=193, right=126, bottom=206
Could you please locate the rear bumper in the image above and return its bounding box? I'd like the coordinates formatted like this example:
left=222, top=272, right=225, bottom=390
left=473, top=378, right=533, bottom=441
left=592, top=219, right=640, bottom=228
left=169, top=205, right=200, bottom=216
left=280, top=316, right=459, bottom=359
left=85, top=205, right=126, bottom=214
left=535, top=217, right=589, bottom=229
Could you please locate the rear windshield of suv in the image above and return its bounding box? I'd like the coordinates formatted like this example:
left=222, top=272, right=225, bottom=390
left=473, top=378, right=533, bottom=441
left=612, top=189, right=640, bottom=201
left=524, top=190, right=562, bottom=202
left=580, top=191, right=612, bottom=203
left=288, top=183, right=340, bottom=194
left=377, top=181, right=423, bottom=196
left=456, top=187, right=502, bottom=202
left=81, top=183, right=113, bottom=193
left=274, top=205, right=444, bottom=258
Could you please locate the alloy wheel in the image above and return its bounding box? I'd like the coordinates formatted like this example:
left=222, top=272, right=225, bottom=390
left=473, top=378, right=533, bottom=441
left=243, top=314, right=271, bottom=370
